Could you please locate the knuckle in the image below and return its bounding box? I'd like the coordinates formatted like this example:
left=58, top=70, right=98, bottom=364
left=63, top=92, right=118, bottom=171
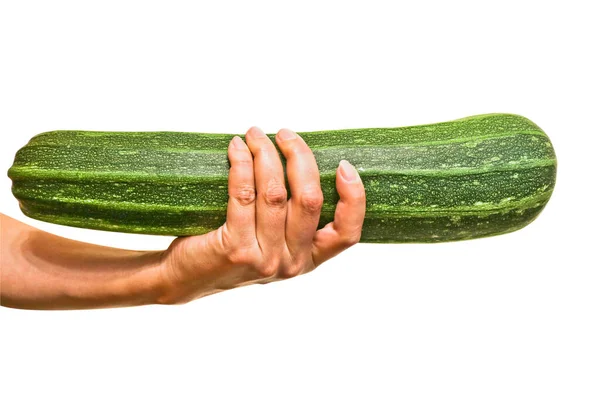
left=341, top=231, right=362, bottom=247
left=255, top=260, right=279, bottom=278
left=264, top=183, right=288, bottom=207
left=219, top=226, right=258, bottom=265
left=346, top=189, right=366, bottom=204
left=254, top=140, right=274, bottom=155
left=290, top=144, right=312, bottom=156
left=226, top=246, right=258, bottom=267
left=233, top=184, right=256, bottom=206
left=299, top=188, right=324, bottom=214
left=233, top=156, right=253, bottom=167
left=280, top=263, right=304, bottom=279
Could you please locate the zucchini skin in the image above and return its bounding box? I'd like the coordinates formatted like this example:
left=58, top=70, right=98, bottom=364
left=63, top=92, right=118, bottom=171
left=8, top=113, right=557, bottom=243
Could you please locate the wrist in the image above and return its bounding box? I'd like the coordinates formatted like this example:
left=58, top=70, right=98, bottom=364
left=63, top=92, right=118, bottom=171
left=110, top=250, right=169, bottom=307
left=150, top=235, right=229, bottom=305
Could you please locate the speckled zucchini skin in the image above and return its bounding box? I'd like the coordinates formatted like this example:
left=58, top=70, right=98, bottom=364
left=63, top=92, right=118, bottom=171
left=8, top=113, right=557, bottom=243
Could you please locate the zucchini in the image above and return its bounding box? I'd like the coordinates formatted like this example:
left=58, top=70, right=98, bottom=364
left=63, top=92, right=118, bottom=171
left=7, top=113, right=557, bottom=243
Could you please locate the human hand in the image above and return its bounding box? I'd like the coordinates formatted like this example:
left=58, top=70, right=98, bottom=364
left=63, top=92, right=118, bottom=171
left=156, top=127, right=366, bottom=304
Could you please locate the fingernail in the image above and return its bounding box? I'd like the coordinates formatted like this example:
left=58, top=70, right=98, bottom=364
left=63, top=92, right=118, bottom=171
left=247, top=126, right=265, bottom=138
left=278, top=128, right=297, bottom=141
left=231, top=136, right=245, bottom=149
left=339, top=160, right=359, bottom=182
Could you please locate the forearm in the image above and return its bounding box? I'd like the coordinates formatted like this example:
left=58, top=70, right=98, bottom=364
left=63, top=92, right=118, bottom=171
left=0, top=214, right=166, bottom=310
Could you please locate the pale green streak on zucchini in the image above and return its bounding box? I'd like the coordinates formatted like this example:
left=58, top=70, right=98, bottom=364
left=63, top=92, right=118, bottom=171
left=8, top=113, right=557, bottom=243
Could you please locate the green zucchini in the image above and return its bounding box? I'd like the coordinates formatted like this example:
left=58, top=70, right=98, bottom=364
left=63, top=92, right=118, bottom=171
left=7, top=113, right=557, bottom=243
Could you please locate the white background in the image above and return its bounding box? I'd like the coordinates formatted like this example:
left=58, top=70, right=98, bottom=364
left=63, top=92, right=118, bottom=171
left=1, top=0, right=598, bottom=397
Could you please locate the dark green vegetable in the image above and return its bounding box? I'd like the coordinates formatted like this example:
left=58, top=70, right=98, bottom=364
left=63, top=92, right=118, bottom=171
left=8, top=113, right=557, bottom=242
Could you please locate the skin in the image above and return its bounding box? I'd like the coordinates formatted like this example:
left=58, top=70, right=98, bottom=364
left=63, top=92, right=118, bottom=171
left=0, top=127, right=366, bottom=310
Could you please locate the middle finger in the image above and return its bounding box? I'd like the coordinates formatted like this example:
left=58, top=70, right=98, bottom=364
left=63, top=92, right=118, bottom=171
left=245, top=127, right=288, bottom=261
